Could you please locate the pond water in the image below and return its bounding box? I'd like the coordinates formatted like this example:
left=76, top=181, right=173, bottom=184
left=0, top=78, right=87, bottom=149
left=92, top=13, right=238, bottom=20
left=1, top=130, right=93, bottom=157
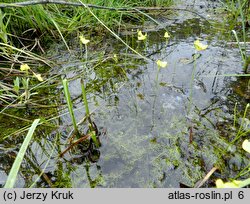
left=0, top=0, right=249, bottom=187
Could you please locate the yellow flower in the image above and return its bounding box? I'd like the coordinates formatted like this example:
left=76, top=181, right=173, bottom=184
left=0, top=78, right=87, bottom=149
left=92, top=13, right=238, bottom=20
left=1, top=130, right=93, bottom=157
left=216, top=179, right=242, bottom=188
left=20, top=64, right=30, bottom=71
left=33, top=73, right=43, bottom=82
left=164, top=31, right=170, bottom=38
left=79, top=35, right=90, bottom=45
left=156, top=60, right=168, bottom=68
left=113, top=54, right=118, bottom=63
left=137, top=30, right=147, bottom=41
left=194, top=40, right=208, bottom=51
left=242, top=139, right=250, bottom=153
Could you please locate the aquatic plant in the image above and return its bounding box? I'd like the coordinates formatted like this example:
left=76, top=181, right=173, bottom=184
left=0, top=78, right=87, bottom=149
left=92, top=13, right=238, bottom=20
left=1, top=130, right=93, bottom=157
left=232, top=30, right=249, bottom=73
left=62, top=79, right=79, bottom=136
left=137, top=30, right=147, bottom=41
left=231, top=103, right=250, bottom=144
left=216, top=139, right=250, bottom=188
left=80, top=79, right=90, bottom=119
left=80, top=78, right=99, bottom=148
left=164, top=31, right=170, bottom=39
left=164, top=31, right=170, bottom=43
left=242, top=139, right=250, bottom=153
left=20, top=64, right=44, bottom=82
left=224, top=0, right=249, bottom=72
left=16, top=64, right=43, bottom=104
left=62, top=77, right=99, bottom=147
left=155, top=59, right=168, bottom=83
left=214, top=103, right=250, bottom=188
left=0, top=0, right=172, bottom=46
left=194, top=40, right=208, bottom=51
left=0, top=63, right=42, bottom=106
left=156, top=59, right=168, bottom=68
left=79, top=34, right=90, bottom=60
left=188, top=40, right=208, bottom=113
left=1, top=0, right=249, bottom=188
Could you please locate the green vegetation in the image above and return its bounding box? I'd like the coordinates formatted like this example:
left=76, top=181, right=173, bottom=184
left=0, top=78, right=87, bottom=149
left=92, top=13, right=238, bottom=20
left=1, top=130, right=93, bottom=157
left=62, top=78, right=79, bottom=136
left=0, top=0, right=173, bottom=44
left=0, top=0, right=249, bottom=188
left=4, top=119, right=40, bottom=188
left=223, top=0, right=250, bottom=72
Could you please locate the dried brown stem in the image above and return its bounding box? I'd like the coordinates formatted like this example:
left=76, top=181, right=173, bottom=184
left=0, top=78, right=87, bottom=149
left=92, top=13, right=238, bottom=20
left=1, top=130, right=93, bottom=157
left=194, top=167, right=218, bottom=188
left=59, top=133, right=91, bottom=158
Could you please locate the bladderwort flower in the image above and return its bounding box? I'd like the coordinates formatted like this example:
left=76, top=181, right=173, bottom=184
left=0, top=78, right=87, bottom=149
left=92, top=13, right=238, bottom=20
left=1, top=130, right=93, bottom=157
left=155, top=60, right=168, bottom=83
left=216, top=179, right=242, bottom=188
left=164, top=31, right=170, bottom=39
left=156, top=60, right=168, bottom=68
left=137, top=30, right=147, bottom=41
left=33, top=73, right=44, bottom=82
left=20, top=64, right=30, bottom=72
left=242, top=139, right=250, bottom=153
left=188, top=40, right=208, bottom=113
left=79, top=35, right=90, bottom=45
left=79, top=34, right=90, bottom=60
left=113, top=54, right=118, bottom=63
left=20, top=64, right=43, bottom=81
left=194, top=40, right=208, bottom=51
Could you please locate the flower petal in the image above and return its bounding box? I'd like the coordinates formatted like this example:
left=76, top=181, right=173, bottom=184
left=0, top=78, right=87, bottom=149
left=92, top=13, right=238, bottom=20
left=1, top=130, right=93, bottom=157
left=20, top=64, right=30, bottom=71
left=33, top=73, right=43, bottom=82
left=113, top=54, right=118, bottom=63
left=194, top=40, right=208, bottom=51
left=156, top=60, right=168, bottom=68
left=242, top=139, right=250, bottom=153
left=137, top=30, right=147, bottom=41
left=164, top=31, right=170, bottom=38
left=216, top=179, right=241, bottom=188
left=79, top=35, right=90, bottom=45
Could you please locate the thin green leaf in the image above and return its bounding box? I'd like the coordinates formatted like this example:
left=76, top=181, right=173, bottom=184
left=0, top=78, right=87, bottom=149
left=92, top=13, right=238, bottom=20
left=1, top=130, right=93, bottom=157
left=4, top=119, right=40, bottom=188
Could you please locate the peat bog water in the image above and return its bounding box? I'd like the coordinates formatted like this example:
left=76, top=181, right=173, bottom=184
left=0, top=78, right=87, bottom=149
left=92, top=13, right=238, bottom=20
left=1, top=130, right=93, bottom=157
left=0, top=0, right=249, bottom=187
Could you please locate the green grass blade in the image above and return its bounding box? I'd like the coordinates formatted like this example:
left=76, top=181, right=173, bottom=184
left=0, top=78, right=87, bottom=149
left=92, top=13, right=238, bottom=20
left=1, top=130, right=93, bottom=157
left=62, top=79, right=79, bottom=135
left=4, top=119, right=40, bottom=188
left=78, top=0, right=149, bottom=61
left=232, top=30, right=245, bottom=62
left=237, top=0, right=246, bottom=54
left=80, top=78, right=90, bottom=117
left=50, top=17, right=71, bottom=53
